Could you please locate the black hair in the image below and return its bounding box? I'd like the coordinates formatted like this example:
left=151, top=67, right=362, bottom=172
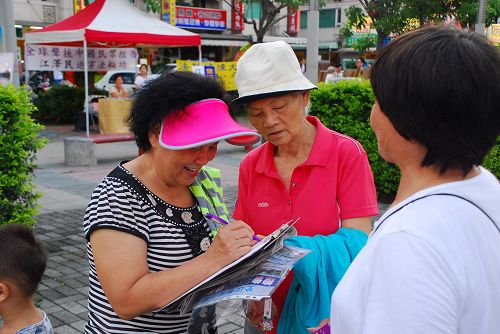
left=139, top=64, right=148, bottom=70
left=370, top=24, right=500, bottom=175
left=0, top=224, right=47, bottom=297
left=128, top=71, right=231, bottom=151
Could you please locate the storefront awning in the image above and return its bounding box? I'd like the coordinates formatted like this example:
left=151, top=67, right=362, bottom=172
left=251, top=35, right=308, bottom=46
left=201, top=39, right=249, bottom=47
left=200, top=33, right=251, bottom=47
left=291, top=41, right=339, bottom=50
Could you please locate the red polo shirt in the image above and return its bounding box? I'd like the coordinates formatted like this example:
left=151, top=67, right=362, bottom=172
left=233, top=116, right=378, bottom=332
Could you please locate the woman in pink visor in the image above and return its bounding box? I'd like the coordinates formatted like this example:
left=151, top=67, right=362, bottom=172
left=83, top=72, right=261, bottom=333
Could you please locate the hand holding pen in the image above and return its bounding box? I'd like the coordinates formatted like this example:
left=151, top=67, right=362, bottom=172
left=202, top=214, right=258, bottom=268
left=205, top=213, right=262, bottom=242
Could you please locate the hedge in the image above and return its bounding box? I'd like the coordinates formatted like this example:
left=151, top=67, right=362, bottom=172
left=32, top=86, right=107, bottom=124
left=0, top=85, right=47, bottom=226
left=483, top=137, right=500, bottom=177
left=309, top=80, right=400, bottom=200
left=309, top=80, right=499, bottom=201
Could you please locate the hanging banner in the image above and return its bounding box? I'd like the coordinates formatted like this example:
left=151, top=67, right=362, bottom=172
left=161, top=0, right=176, bottom=26
left=175, top=6, right=226, bottom=31
left=287, top=6, right=300, bottom=36
left=231, top=0, right=245, bottom=32
left=176, top=60, right=237, bottom=91
left=0, top=53, right=14, bottom=86
left=24, top=45, right=138, bottom=71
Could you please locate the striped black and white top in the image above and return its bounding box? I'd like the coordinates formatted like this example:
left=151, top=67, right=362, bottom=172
left=83, top=164, right=217, bottom=333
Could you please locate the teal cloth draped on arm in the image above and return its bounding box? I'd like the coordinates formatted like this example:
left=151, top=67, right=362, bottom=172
left=278, top=228, right=368, bottom=334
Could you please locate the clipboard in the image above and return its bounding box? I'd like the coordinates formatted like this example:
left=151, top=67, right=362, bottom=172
left=157, top=217, right=301, bottom=313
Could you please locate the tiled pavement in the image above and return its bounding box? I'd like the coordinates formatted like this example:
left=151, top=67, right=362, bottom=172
left=31, top=124, right=389, bottom=333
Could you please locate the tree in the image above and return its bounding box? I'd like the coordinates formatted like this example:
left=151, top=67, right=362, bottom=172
left=144, top=0, right=321, bottom=43
left=342, top=1, right=407, bottom=51
left=340, top=6, right=376, bottom=51
left=401, top=0, right=451, bottom=26
left=227, top=0, right=304, bottom=43
left=453, top=0, right=500, bottom=29
left=341, top=0, right=500, bottom=52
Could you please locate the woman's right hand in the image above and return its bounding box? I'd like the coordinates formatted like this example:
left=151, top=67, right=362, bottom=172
left=205, top=220, right=257, bottom=268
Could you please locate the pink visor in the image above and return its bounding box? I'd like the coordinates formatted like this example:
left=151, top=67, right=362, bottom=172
left=159, top=98, right=261, bottom=150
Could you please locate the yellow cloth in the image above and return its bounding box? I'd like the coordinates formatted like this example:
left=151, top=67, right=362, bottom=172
left=98, top=98, right=132, bottom=134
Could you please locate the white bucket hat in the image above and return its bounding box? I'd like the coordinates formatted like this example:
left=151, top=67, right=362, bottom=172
left=233, top=41, right=317, bottom=104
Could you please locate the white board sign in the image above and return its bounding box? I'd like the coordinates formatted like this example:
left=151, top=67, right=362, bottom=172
left=25, top=44, right=138, bottom=72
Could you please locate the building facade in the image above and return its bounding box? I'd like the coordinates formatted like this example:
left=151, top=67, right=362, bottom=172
left=9, top=0, right=365, bottom=68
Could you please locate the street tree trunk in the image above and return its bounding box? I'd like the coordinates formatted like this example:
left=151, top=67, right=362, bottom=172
left=376, top=29, right=386, bottom=51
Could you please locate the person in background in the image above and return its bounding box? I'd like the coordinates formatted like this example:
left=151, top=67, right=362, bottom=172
left=324, top=66, right=337, bottom=83
left=335, top=64, right=344, bottom=78
left=109, top=75, right=129, bottom=98
left=53, top=69, right=63, bottom=86
left=233, top=40, right=379, bottom=334
left=329, top=24, right=500, bottom=334
left=300, top=58, right=306, bottom=74
left=134, top=64, right=149, bottom=90
left=83, top=72, right=262, bottom=333
left=353, top=58, right=365, bottom=78
left=0, top=224, right=54, bottom=334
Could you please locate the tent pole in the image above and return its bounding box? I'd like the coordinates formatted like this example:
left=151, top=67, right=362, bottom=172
left=198, top=45, right=202, bottom=63
left=84, top=40, right=90, bottom=138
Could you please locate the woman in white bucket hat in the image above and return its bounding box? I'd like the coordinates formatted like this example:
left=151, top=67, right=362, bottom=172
left=232, top=41, right=379, bottom=333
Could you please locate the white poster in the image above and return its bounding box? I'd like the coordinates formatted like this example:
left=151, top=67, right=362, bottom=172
left=0, top=53, right=14, bottom=86
left=24, top=44, right=139, bottom=72
left=191, top=65, right=204, bottom=75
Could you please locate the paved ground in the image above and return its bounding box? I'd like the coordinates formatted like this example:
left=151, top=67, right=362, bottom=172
left=31, top=124, right=389, bottom=333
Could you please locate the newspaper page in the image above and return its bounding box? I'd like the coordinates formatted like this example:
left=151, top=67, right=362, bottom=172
left=185, top=245, right=311, bottom=312
left=159, top=221, right=300, bottom=313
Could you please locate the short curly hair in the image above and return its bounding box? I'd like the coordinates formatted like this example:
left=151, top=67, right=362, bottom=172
left=128, top=71, right=231, bottom=151
left=0, top=224, right=47, bottom=297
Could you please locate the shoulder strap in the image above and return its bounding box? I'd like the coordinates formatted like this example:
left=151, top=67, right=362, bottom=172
left=373, top=193, right=499, bottom=235
left=190, top=166, right=229, bottom=236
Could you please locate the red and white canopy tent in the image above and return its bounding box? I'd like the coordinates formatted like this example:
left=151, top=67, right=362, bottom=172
left=25, top=0, right=201, bottom=136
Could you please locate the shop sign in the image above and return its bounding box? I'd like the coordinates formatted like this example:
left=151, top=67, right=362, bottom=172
left=488, top=24, right=500, bottom=45
left=231, top=0, right=245, bottom=32
left=177, top=60, right=237, bottom=91
left=24, top=44, right=138, bottom=71
left=345, top=33, right=378, bottom=47
left=161, top=0, right=177, bottom=26
left=287, top=6, right=300, bottom=35
left=175, top=6, right=226, bottom=31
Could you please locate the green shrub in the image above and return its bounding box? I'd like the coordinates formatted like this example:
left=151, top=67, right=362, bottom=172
left=0, top=85, right=47, bottom=226
left=483, top=137, right=500, bottom=178
left=310, top=81, right=500, bottom=199
left=32, top=86, right=107, bottom=124
left=310, top=80, right=400, bottom=200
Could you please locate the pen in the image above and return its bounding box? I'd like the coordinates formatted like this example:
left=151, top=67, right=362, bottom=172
left=205, top=213, right=261, bottom=242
